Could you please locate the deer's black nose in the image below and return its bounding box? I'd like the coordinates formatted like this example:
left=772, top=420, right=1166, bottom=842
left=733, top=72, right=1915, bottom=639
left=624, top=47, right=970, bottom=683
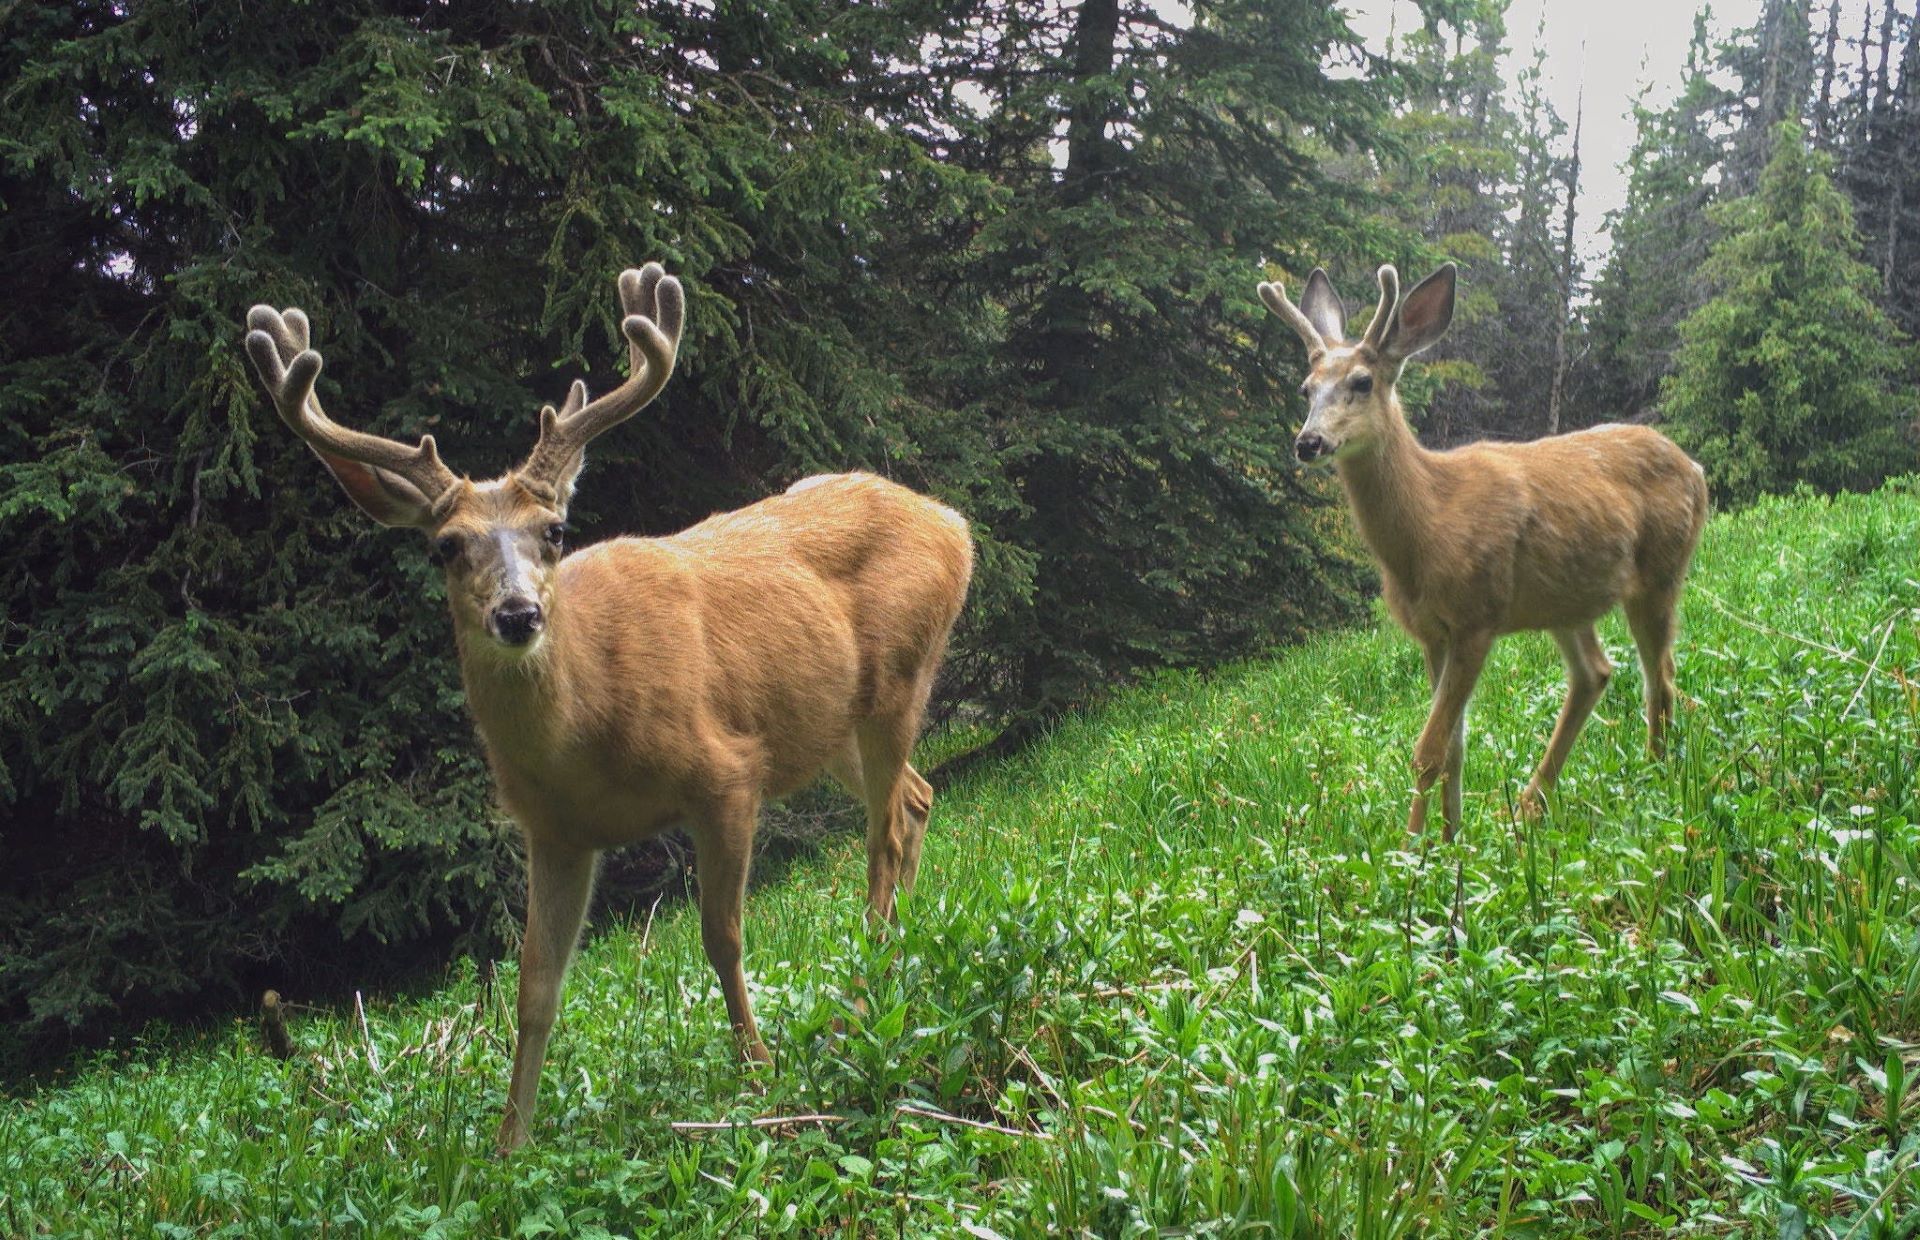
left=1295, top=431, right=1330, bottom=463
left=493, top=599, right=544, bottom=646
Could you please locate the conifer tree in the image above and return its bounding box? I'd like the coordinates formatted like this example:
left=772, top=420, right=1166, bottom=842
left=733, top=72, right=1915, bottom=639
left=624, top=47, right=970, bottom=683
left=1586, top=15, right=1732, bottom=420
left=1663, top=122, right=1915, bottom=504
left=937, top=0, right=1396, bottom=720
left=1362, top=3, right=1588, bottom=444
left=1365, top=3, right=1517, bottom=444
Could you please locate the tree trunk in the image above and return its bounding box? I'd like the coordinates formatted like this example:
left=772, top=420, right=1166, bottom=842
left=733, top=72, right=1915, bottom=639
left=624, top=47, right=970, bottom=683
left=1875, top=0, right=1897, bottom=113
left=1065, top=0, right=1121, bottom=202
left=1894, top=4, right=1919, bottom=303
left=1747, top=0, right=1813, bottom=190
left=1888, top=4, right=1913, bottom=289
left=1547, top=78, right=1583, bottom=436
left=1859, top=5, right=1875, bottom=144
left=1814, top=0, right=1839, bottom=144
left=1014, top=0, right=1122, bottom=710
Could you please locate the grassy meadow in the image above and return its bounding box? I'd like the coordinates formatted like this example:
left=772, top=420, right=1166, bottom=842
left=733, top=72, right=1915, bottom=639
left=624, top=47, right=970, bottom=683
left=3, top=481, right=1918, bottom=1237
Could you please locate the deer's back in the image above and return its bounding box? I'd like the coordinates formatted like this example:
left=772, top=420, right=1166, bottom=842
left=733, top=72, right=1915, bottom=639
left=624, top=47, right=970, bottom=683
left=527, top=473, right=971, bottom=822
left=673, top=471, right=973, bottom=655
left=1432, top=425, right=1707, bottom=633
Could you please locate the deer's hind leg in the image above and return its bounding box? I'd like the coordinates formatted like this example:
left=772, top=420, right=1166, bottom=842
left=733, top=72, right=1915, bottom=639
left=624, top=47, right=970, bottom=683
left=1623, top=589, right=1680, bottom=757
left=826, top=743, right=865, bottom=801
left=855, top=670, right=938, bottom=925
left=897, top=763, right=934, bottom=894
left=1519, top=625, right=1613, bottom=818
left=688, top=790, right=773, bottom=1069
left=828, top=740, right=930, bottom=879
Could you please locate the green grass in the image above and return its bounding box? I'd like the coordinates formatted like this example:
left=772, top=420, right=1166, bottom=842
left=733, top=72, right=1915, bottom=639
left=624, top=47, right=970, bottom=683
left=5, top=481, right=1919, bottom=1237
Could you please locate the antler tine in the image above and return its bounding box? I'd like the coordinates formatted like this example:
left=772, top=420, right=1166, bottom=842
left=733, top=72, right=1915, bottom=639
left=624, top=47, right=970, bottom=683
left=243, top=305, right=457, bottom=501
left=1258, top=279, right=1327, bottom=357
left=522, top=264, right=684, bottom=487
left=1360, top=264, right=1401, bottom=350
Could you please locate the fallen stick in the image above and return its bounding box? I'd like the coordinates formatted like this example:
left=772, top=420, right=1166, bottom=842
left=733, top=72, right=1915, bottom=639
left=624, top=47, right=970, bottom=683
left=1842, top=615, right=1900, bottom=720
left=669, top=1113, right=849, bottom=1133
left=895, top=1102, right=1051, bottom=1140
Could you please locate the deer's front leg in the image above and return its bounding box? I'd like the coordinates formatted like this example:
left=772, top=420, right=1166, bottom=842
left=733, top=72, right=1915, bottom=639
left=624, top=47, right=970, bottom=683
left=1418, top=639, right=1466, bottom=833
left=1409, top=631, right=1491, bottom=840
left=497, top=839, right=598, bottom=1155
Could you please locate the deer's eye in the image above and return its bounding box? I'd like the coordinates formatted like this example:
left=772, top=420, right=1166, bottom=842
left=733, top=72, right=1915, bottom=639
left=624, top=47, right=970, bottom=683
left=544, top=523, right=566, bottom=550
left=1349, top=374, right=1374, bottom=394
left=429, top=535, right=461, bottom=566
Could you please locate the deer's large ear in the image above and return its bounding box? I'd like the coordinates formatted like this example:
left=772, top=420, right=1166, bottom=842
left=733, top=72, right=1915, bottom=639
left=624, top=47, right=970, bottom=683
left=1383, top=264, right=1455, bottom=361
left=300, top=449, right=437, bottom=528
left=1298, top=269, right=1347, bottom=343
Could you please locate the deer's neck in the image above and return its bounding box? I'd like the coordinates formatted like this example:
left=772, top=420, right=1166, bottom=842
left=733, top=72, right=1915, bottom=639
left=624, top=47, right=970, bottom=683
left=455, top=614, right=576, bottom=768
left=1333, top=402, right=1437, bottom=589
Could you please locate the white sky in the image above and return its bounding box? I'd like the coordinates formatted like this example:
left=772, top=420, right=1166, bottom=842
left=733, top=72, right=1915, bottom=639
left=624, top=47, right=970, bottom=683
left=1344, top=0, right=1774, bottom=262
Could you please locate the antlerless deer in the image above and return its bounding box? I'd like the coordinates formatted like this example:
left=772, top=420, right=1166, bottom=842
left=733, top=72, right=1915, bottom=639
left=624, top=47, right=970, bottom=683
left=1260, top=263, right=1708, bottom=839
left=246, top=265, right=973, bottom=1153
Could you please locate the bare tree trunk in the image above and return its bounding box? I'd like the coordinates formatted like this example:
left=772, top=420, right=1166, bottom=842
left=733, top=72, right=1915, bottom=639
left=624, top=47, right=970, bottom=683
left=1876, top=0, right=1897, bottom=112
left=1814, top=0, right=1840, bottom=144
left=1746, top=0, right=1813, bottom=188
left=1859, top=5, right=1875, bottom=142
left=1758, top=0, right=1787, bottom=129
left=1547, top=75, right=1584, bottom=436
left=1888, top=4, right=1913, bottom=290
left=1890, top=178, right=1907, bottom=290
left=1898, top=1, right=1920, bottom=290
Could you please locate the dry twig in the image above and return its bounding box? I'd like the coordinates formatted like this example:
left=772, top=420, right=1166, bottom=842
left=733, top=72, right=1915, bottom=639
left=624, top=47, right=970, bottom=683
left=669, top=1113, right=848, bottom=1134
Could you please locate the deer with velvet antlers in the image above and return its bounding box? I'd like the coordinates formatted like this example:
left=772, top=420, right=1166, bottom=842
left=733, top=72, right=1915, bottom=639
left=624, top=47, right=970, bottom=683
left=1259, top=262, right=1708, bottom=839
left=245, top=265, right=973, bottom=1153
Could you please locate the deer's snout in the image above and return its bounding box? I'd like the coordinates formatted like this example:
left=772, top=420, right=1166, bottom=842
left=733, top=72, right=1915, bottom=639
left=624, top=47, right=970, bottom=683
left=492, top=598, right=544, bottom=647
left=1295, top=431, right=1332, bottom=463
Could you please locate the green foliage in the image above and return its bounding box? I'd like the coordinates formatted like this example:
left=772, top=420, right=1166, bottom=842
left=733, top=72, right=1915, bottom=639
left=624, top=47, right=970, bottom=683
left=0, top=0, right=1398, bottom=1042
left=4, top=481, right=1919, bottom=1235
left=1663, top=123, right=1916, bottom=505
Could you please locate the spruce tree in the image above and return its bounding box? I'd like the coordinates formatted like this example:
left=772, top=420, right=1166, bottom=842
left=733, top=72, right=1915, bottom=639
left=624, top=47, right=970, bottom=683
left=1663, top=122, right=1915, bottom=504
left=1360, top=3, right=1590, bottom=445
left=932, top=0, right=1397, bottom=722
left=1586, top=15, right=1732, bottom=421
